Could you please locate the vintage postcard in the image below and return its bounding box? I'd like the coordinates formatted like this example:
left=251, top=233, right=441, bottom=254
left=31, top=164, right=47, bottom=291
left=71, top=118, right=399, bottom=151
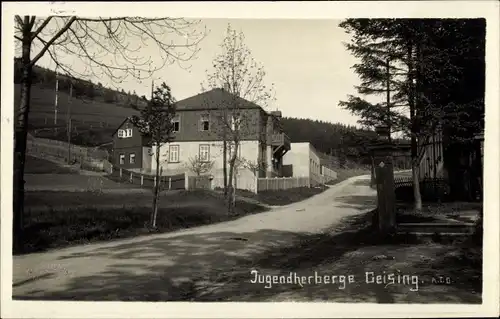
left=1, top=1, right=499, bottom=318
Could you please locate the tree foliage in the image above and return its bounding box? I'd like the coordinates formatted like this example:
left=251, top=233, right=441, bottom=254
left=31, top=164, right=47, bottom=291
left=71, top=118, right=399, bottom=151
left=339, top=18, right=485, bottom=208
left=130, top=82, right=177, bottom=228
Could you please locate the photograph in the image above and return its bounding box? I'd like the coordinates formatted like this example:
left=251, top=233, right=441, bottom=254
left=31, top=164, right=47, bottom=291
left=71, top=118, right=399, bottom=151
left=2, top=1, right=499, bottom=318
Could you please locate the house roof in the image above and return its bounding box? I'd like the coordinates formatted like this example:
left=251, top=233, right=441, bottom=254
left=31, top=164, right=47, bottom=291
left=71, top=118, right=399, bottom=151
left=111, top=117, right=134, bottom=137
left=174, top=88, right=263, bottom=111
left=112, top=88, right=281, bottom=137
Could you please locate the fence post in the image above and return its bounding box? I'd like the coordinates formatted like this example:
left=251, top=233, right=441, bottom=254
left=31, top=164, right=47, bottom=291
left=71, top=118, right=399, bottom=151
left=168, top=177, right=172, bottom=190
left=154, top=176, right=157, bottom=187
left=110, top=165, right=113, bottom=174
left=119, top=168, right=122, bottom=178
left=266, top=178, right=269, bottom=191
left=184, top=172, right=189, bottom=190
left=141, top=175, right=144, bottom=186
left=130, top=172, right=133, bottom=182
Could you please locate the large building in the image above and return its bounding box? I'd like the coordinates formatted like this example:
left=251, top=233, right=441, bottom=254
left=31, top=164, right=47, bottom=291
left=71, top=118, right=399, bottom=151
left=282, top=142, right=337, bottom=186
left=112, top=88, right=291, bottom=189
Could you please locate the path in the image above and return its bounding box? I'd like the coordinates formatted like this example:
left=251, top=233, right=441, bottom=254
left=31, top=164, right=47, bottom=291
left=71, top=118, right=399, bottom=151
left=13, top=175, right=377, bottom=301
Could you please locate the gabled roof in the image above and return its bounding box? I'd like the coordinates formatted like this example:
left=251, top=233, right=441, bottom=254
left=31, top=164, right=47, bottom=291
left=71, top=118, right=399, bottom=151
left=111, top=117, right=135, bottom=137
left=174, top=88, right=263, bottom=111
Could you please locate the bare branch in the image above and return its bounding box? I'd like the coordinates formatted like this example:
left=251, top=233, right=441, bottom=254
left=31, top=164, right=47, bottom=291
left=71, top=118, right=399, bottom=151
left=31, top=16, right=53, bottom=40
left=15, top=15, right=23, bottom=27
left=29, top=16, right=77, bottom=67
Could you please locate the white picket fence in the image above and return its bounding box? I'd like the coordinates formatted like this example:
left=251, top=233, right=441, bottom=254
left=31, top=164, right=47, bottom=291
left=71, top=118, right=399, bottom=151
left=257, top=176, right=311, bottom=192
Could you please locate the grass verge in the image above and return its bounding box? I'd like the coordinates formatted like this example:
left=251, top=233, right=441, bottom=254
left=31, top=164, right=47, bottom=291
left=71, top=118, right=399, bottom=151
left=19, top=190, right=268, bottom=255
left=25, top=156, right=78, bottom=174
left=223, top=185, right=329, bottom=206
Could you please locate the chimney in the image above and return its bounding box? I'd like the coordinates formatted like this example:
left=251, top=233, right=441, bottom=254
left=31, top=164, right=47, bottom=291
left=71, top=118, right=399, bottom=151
left=270, top=110, right=282, bottom=118
left=222, top=83, right=230, bottom=92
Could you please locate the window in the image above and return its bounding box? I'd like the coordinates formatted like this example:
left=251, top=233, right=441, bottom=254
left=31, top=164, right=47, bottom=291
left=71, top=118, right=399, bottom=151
left=169, top=145, right=179, bottom=162
left=117, top=128, right=133, bottom=138
left=172, top=116, right=180, bottom=132
left=129, top=153, right=136, bottom=164
left=119, top=154, right=125, bottom=165
left=199, top=144, right=210, bottom=162
left=199, top=114, right=210, bottom=131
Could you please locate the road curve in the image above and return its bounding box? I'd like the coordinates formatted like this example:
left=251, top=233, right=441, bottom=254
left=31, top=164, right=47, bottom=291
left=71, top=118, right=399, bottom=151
left=12, top=174, right=376, bottom=300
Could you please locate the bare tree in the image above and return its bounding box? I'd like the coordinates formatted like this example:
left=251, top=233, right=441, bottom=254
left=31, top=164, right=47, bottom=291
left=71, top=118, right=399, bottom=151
left=13, top=16, right=206, bottom=252
left=130, top=82, right=176, bottom=228
left=237, top=158, right=268, bottom=177
left=186, top=155, right=215, bottom=176
left=202, top=24, right=275, bottom=213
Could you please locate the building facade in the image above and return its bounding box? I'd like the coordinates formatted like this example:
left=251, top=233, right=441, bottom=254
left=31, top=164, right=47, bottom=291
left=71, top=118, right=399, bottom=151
left=282, top=142, right=334, bottom=185
left=111, top=117, right=152, bottom=171
left=111, top=88, right=291, bottom=190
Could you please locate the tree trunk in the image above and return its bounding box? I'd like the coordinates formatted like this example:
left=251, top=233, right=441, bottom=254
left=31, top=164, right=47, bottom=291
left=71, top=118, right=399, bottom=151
left=411, top=158, right=422, bottom=211
left=408, top=40, right=423, bottom=212
left=13, top=25, right=33, bottom=254
left=226, top=143, right=238, bottom=214
left=370, top=155, right=376, bottom=187
left=386, top=58, right=392, bottom=142
left=222, top=125, right=228, bottom=195
left=151, top=146, right=161, bottom=228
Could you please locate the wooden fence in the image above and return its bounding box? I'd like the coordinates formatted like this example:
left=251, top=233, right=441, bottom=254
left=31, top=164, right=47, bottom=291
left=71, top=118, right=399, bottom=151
left=27, top=136, right=109, bottom=162
left=187, top=175, right=212, bottom=190
left=257, top=176, right=311, bottom=192
left=106, top=166, right=186, bottom=190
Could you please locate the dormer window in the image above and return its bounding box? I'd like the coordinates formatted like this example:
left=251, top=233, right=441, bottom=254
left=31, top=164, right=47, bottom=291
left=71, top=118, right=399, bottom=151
left=172, top=115, right=180, bottom=132
left=200, top=114, right=210, bottom=131
left=118, top=128, right=133, bottom=138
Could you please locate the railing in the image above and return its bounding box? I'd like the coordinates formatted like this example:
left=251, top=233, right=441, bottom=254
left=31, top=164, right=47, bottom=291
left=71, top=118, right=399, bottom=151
left=106, top=165, right=187, bottom=190
left=270, top=133, right=291, bottom=148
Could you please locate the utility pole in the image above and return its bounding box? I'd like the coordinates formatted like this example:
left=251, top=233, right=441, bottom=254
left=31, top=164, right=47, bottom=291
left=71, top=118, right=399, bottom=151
left=67, top=82, right=73, bottom=163
left=54, top=67, right=59, bottom=124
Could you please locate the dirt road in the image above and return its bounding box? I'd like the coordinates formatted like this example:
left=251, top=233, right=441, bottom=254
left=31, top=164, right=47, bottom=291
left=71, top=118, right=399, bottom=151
left=13, top=175, right=376, bottom=301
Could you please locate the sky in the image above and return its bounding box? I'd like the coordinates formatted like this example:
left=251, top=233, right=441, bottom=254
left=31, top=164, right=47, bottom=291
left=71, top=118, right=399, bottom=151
left=33, top=18, right=368, bottom=127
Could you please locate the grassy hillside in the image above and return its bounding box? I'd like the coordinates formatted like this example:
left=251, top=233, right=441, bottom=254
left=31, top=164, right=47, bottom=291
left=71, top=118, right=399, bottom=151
left=15, top=84, right=140, bottom=148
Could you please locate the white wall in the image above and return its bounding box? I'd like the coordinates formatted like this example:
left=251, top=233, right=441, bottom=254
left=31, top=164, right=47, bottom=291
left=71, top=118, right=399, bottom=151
left=142, top=147, right=152, bottom=172
left=283, top=142, right=322, bottom=179
left=283, top=142, right=311, bottom=177
left=150, top=140, right=260, bottom=191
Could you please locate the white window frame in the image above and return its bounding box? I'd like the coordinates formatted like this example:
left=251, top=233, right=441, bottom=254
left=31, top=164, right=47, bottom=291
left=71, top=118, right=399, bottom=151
left=129, top=153, right=136, bottom=164
left=199, top=114, right=210, bottom=131
left=199, top=144, right=210, bottom=162
left=169, top=145, right=180, bottom=163
left=119, top=153, right=125, bottom=165
left=117, top=128, right=133, bottom=138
